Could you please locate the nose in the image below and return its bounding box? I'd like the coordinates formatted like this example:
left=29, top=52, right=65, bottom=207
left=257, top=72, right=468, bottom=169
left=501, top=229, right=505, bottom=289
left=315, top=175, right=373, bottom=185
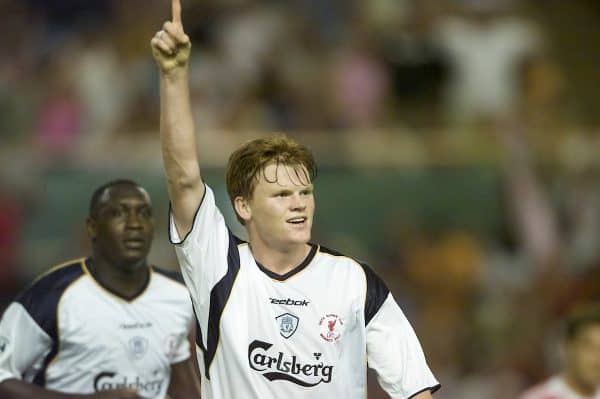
left=125, top=212, right=143, bottom=229
left=290, top=193, right=306, bottom=211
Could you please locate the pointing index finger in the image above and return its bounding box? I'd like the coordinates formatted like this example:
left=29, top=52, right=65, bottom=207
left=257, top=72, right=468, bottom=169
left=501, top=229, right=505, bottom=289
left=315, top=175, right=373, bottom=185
left=172, top=0, right=182, bottom=26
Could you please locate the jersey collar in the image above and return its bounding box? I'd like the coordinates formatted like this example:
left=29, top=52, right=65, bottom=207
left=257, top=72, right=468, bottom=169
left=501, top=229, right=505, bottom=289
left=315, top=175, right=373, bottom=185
left=83, top=257, right=152, bottom=302
left=255, top=244, right=318, bottom=281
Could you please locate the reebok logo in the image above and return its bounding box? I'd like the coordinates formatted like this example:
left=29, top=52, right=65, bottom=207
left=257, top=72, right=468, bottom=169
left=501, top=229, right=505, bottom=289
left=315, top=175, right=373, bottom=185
left=269, top=298, right=310, bottom=306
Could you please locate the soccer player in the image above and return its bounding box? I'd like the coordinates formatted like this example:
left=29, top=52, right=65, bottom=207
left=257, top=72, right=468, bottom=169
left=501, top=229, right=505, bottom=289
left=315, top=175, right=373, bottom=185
left=151, top=1, right=440, bottom=398
left=519, top=305, right=600, bottom=399
left=0, top=180, right=201, bottom=399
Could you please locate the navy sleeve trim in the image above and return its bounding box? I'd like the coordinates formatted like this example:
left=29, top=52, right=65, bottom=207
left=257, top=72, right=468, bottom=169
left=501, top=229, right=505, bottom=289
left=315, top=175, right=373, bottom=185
left=359, top=262, right=389, bottom=326
left=201, top=229, right=240, bottom=380
left=15, top=261, right=84, bottom=340
left=168, top=182, right=207, bottom=246
left=192, top=305, right=206, bottom=353
left=408, top=384, right=442, bottom=398
left=319, top=245, right=344, bottom=257
left=15, top=260, right=84, bottom=386
left=319, top=246, right=390, bottom=326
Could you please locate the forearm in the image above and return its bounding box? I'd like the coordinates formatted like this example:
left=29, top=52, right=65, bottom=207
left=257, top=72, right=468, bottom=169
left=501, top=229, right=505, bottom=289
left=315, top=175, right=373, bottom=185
left=159, top=67, right=201, bottom=190
left=167, top=358, right=201, bottom=399
left=0, top=379, right=80, bottom=399
left=152, top=0, right=205, bottom=235
left=159, top=66, right=205, bottom=234
left=410, top=391, right=434, bottom=399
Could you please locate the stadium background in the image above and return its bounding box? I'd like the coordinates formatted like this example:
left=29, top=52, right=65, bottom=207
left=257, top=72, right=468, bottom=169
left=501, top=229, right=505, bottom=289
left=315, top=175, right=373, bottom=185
left=1, top=0, right=599, bottom=397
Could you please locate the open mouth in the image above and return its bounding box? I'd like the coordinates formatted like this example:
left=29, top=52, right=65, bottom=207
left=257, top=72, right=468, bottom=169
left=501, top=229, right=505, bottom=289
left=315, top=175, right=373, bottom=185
left=123, top=238, right=145, bottom=248
left=287, top=217, right=307, bottom=225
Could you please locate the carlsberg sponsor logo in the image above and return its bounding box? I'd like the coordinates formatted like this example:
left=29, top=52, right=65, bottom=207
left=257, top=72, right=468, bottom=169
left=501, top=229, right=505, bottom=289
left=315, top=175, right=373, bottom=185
left=94, top=372, right=164, bottom=396
left=248, top=340, right=333, bottom=387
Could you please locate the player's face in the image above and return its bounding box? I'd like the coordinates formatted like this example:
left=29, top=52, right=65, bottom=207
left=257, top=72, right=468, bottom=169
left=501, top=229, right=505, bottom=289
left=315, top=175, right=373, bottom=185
left=566, top=323, right=600, bottom=390
left=89, top=185, right=154, bottom=271
left=245, top=163, right=314, bottom=249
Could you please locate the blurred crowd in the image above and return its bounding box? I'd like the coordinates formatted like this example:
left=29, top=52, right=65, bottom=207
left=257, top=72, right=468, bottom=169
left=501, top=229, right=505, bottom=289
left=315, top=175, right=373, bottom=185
left=1, top=0, right=600, bottom=397
left=0, top=0, right=574, bottom=144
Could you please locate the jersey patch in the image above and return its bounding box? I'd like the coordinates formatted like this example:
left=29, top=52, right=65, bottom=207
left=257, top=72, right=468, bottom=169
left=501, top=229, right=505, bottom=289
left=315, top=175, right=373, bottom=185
left=319, top=314, right=344, bottom=342
left=276, top=313, right=299, bottom=339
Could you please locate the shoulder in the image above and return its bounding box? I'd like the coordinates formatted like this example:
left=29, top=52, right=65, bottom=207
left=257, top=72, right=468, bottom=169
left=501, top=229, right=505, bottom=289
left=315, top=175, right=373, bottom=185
left=318, top=245, right=388, bottom=288
left=14, top=258, right=86, bottom=336
left=16, top=258, right=86, bottom=307
left=152, top=266, right=186, bottom=286
left=318, top=245, right=390, bottom=324
left=151, top=266, right=194, bottom=297
left=318, top=245, right=362, bottom=268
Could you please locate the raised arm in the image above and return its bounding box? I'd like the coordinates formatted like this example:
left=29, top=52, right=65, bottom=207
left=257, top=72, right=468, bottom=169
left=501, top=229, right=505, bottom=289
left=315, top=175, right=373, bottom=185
left=151, top=0, right=205, bottom=237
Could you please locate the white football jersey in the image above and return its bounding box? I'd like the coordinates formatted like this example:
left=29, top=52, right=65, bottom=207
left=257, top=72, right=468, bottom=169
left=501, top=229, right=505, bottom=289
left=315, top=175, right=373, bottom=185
left=170, top=185, right=440, bottom=399
left=519, top=375, right=600, bottom=399
left=0, top=258, right=193, bottom=399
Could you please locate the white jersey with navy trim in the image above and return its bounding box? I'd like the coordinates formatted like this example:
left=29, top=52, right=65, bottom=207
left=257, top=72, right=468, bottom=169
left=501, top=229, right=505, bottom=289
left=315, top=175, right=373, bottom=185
left=0, top=258, right=194, bottom=399
left=519, top=375, right=600, bottom=399
left=170, top=185, right=440, bottom=399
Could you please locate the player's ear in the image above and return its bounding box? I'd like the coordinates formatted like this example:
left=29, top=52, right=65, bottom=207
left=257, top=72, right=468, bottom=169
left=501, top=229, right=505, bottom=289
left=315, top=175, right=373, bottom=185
left=86, top=217, right=98, bottom=241
left=233, top=196, right=251, bottom=223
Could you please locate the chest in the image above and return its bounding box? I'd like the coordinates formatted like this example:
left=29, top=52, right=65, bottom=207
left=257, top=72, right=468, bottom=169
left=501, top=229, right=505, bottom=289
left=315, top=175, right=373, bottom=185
left=57, top=286, right=186, bottom=365
left=222, top=261, right=365, bottom=351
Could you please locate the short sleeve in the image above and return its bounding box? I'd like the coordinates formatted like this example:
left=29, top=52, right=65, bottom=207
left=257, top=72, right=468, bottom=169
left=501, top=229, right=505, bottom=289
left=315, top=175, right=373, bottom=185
left=169, top=184, right=241, bottom=353
left=168, top=331, right=191, bottom=365
left=0, top=303, right=53, bottom=384
left=366, top=294, right=440, bottom=398
left=169, top=185, right=235, bottom=308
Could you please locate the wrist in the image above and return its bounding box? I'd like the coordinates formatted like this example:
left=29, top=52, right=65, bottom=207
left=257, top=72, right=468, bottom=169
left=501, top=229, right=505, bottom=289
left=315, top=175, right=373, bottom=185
left=160, top=66, right=189, bottom=82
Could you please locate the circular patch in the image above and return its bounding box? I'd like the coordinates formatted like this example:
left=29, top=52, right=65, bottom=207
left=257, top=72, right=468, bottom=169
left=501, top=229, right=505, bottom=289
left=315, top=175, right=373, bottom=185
left=319, top=314, right=344, bottom=342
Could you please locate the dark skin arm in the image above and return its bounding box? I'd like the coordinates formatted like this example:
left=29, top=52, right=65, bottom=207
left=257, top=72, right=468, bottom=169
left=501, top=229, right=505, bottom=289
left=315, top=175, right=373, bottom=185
left=0, top=379, right=143, bottom=399
left=167, top=327, right=201, bottom=399
left=167, top=358, right=201, bottom=399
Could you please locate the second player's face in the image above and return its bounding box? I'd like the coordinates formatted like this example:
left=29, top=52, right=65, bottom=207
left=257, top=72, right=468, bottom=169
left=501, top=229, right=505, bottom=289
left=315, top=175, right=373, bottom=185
left=91, top=185, right=155, bottom=271
left=246, top=163, right=314, bottom=249
left=566, top=323, right=600, bottom=389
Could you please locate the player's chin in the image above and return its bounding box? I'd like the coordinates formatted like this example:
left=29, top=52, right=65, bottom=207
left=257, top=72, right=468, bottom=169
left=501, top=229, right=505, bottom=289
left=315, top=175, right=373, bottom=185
left=119, top=249, right=149, bottom=264
left=287, top=229, right=311, bottom=244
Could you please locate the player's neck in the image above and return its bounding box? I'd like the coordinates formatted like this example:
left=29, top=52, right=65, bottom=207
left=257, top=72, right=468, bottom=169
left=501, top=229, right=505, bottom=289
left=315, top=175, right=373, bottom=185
left=249, top=240, right=312, bottom=276
left=88, top=256, right=150, bottom=299
left=563, top=372, right=596, bottom=397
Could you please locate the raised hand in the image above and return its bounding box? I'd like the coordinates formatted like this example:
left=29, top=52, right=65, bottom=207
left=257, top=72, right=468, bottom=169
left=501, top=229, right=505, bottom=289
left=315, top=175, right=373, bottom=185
left=151, top=0, right=191, bottom=74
